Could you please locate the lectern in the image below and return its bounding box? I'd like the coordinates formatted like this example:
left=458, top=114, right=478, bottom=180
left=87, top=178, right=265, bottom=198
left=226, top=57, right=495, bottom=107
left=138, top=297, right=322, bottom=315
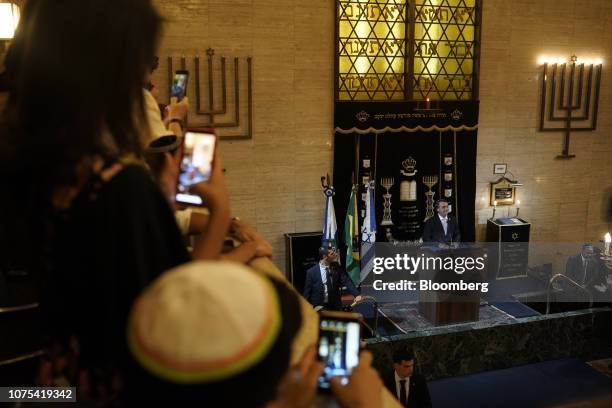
left=418, top=245, right=487, bottom=325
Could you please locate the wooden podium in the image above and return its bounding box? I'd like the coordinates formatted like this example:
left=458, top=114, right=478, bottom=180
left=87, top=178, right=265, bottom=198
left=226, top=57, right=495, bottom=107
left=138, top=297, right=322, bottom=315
left=418, top=245, right=487, bottom=325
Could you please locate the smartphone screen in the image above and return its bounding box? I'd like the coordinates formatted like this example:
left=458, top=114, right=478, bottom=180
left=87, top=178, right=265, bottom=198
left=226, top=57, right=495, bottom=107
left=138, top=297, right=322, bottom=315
left=317, top=313, right=360, bottom=390
left=175, top=131, right=216, bottom=206
left=170, top=71, right=189, bottom=101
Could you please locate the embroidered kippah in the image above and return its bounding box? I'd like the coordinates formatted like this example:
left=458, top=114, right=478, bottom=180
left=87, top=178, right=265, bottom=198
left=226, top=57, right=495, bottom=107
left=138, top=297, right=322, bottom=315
left=128, top=261, right=282, bottom=384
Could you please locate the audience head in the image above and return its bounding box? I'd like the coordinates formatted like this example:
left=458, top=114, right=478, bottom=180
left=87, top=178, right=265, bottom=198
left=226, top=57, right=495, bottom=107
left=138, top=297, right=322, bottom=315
left=319, top=245, right=339, bottom=264
left=436, top=199, right=450, bottom=217
left=392, top=348, right=416, bottom=379
left=581, top=243, right=595, bottom=258
left=144, top=135, right=183, bottom=177
left=127, top=261, right=303, bottom=407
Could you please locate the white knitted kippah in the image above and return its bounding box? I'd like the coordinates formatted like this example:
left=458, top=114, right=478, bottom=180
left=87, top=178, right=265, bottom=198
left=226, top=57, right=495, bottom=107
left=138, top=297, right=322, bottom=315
left=127, top=260, right=282, bottom=384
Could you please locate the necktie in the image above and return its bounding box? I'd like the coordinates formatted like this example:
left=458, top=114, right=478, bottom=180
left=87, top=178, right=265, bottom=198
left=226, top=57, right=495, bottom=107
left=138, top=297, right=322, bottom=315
left=583, top=260, right=588, bottom=285
left=442, top=218, right=448, bottom=235
left=399, top=379, right=407, bottom=406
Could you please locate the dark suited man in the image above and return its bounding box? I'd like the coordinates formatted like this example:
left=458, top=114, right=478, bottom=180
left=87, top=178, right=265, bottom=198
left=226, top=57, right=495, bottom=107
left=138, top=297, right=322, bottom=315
left=422, top=199, right=461, bottom=244
left=303, top=247, right=361, bottom=310
left=383, top=349, right=431, bottom=408
left=566, top=243, right=609, bottom=297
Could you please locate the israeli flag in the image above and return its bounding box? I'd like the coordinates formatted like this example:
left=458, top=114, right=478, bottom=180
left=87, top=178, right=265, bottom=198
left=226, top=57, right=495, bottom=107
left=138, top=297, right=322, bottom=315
left=360, top=181, right=377, bottom=282
left=322, top=185, right=337, bottom=248
left=361, top=181, right=376, bottom=243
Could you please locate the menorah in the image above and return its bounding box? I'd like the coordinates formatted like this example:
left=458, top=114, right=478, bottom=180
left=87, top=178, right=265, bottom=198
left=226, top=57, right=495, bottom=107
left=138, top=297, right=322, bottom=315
left=539, top=55, right=602, bottom=158
left=166, top=48, right=253, bottom=140
left=380, top=177, right=394, bottom=226
left=423, top=175, right=438, bottom=222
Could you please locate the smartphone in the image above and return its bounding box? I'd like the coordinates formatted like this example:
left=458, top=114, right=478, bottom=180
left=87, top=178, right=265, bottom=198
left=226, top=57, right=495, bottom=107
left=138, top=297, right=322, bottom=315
left=317, top=311, right=361, bottom=390
left=170, top=70, right=189, bottom=101
left=175, top=130, right=216, bottom=206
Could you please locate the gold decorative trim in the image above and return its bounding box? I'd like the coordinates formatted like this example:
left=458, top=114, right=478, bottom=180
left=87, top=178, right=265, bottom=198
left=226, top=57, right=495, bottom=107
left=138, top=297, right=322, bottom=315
left=334, top=125, right=479, bottom=134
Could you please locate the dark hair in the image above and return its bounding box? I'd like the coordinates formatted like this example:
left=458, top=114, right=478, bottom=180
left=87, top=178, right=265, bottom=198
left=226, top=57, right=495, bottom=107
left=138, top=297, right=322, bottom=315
left=1, top=0, right=161, bottom=180
left=129, top=276, right=303, bottom=407
left=0, top=0, right=162, bottom=263
left=319, top=246, right=328, bottom=260
left=144, top=135, right=182, bottom=176
left=435, top=198, right=449, bottom=208
left=392, top=348, right=415, bottom=363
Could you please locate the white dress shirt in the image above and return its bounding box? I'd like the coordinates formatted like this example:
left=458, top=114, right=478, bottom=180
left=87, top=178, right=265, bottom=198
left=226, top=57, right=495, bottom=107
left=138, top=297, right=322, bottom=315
left=438, top=213, right=448, bottom=236
left=394, top=370, right=410, bottom=404
left=319, top=262, right=329, bottom=303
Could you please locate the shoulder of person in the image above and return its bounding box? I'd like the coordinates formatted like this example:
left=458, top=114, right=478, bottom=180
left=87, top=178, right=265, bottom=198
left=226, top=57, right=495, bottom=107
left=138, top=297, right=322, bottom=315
left=411, top=373, right=427, bottom=384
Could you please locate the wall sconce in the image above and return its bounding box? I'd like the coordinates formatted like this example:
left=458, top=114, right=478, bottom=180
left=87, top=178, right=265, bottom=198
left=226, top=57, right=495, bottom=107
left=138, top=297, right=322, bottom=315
left=0, top=2, right=20, bottom=57
left=0, top=2, right=20, bottom=40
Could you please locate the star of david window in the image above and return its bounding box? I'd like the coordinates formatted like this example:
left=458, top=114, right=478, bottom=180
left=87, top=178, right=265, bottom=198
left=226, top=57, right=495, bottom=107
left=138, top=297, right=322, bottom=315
left=336, top=0, right=481, bottom=101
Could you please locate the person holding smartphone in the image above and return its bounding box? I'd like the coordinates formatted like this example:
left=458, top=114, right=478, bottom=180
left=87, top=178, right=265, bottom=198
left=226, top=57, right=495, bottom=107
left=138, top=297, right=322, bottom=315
left=0, top=0, right=231, bottom=401
left=143, top=57, right=189, bottom=143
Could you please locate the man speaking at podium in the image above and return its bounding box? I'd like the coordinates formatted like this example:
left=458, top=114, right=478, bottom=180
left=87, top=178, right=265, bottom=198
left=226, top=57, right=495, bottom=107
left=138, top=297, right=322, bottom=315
left=422, top=199, right=461, bottom=244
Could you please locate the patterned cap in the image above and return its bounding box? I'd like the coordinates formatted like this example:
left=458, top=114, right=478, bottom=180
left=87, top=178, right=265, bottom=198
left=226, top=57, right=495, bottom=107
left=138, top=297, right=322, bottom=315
left=127, top=261, right=282, bottom=384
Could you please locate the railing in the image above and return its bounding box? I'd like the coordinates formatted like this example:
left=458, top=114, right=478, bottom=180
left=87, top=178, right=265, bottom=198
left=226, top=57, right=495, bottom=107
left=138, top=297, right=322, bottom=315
left=546, top=274, right=593, bottom=315
left=0, top=302, right=43, bottom=367
left=351, top=296, right=380, bottom=339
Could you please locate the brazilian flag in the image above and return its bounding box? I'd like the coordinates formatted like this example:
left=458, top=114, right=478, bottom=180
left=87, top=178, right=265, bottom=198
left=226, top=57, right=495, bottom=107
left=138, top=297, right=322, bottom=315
left=344, top=185, right=360, bottom=285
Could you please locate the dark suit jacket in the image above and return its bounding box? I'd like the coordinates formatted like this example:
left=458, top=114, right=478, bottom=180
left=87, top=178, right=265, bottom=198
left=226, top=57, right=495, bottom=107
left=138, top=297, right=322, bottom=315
left=422, top=214, right=461, bottom=244
left=565, top=254, right=605, bottom=288
left=382, top=370, right=432, bottom=408
left=303, top=262, right=359, bottom=310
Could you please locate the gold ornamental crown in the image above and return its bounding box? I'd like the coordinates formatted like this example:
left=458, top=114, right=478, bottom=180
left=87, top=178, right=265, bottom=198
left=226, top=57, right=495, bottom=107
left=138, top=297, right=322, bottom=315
left=402, top=157, right=417, bottom=173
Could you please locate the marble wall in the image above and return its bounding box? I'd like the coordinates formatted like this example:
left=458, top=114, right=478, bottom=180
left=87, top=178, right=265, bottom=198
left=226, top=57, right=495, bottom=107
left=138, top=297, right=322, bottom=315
left=366, top=308, right=612, bottom=381
left=152, top=0, right=612, bottom=272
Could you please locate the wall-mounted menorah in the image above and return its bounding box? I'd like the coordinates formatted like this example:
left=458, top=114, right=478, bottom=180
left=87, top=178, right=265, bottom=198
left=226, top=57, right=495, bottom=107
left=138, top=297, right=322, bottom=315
left=539, top=55, right=602, bottom=159
left=167, top=48, right=253, bottom=140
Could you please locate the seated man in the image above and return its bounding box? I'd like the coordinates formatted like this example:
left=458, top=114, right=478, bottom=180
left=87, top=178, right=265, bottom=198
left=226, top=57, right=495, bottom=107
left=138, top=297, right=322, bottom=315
left=382, top=348, right=431, bottom=408
left=422, top=199, right=461, bottom=244
left=565, top=243, right=609, bottom=298
left=303, top=247, right=361, bottom=311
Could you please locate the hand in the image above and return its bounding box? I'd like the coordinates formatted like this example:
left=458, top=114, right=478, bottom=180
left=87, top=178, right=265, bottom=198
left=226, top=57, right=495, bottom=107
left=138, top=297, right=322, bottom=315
left=231, top=218, right=263, bottom=242
left=167, top=96, right=189, bottom=121
left=272, top=345, right=324, bottom=408
left=190, top=154, right=229, bottom=214
left=594, top=283, right=607, bottom=293
left=330, top=351, right=382, bottom=408
left=254, top=239, right=273, bottom=258
left=354, top=295, right=363, bottom=303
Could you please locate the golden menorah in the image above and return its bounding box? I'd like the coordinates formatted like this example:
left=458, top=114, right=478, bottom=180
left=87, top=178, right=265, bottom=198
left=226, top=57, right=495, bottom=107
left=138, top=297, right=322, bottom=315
left=423, top=175, right=438, bottom=222
left=380, top=177, right=394, bottom=226
left=166, top=48, right=253, bottom=140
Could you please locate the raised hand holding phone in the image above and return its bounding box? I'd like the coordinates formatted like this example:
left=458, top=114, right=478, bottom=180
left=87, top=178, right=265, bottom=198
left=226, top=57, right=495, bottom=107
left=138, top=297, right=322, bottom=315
left=330, top=350, right=383, bottom=408
left=187, top=138, right=232, bottom=260
left=175, top=130, right=217, bottom=206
